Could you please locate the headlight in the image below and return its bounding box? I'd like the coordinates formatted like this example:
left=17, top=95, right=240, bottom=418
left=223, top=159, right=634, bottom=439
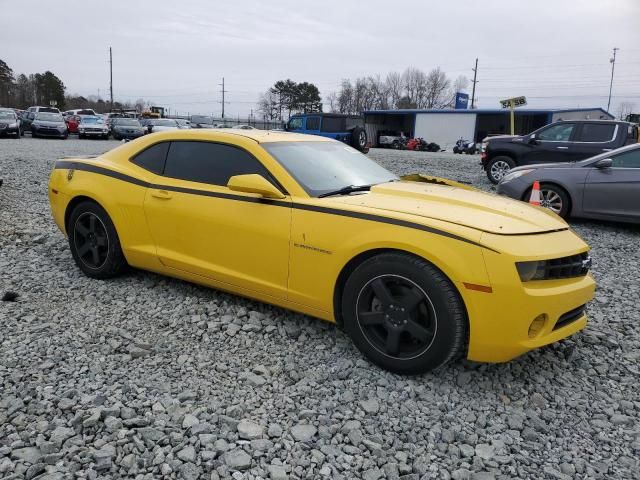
left=516, top=261, right=545, bottom=281
left=58, top=125, right=67, bottom=130
left=79, top=128, right=85, bottom=132
left=8, top=122, right=18, bottom=128
left=501, top=169, right=534, bottom=184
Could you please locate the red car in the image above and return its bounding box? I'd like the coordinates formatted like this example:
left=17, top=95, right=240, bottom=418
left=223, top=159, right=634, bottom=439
left=65, top=115, right=81, bottom=133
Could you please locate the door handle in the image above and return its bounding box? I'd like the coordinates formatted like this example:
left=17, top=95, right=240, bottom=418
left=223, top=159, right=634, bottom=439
left=556, top=146, right=569, bottom=149
left=602, top=148, right=612, bottom=152
left=151, top=189, right=172, bottom=200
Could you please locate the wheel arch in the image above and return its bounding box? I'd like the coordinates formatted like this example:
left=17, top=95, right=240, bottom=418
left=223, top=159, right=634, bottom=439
left=64, top=195, right=105, bottom=233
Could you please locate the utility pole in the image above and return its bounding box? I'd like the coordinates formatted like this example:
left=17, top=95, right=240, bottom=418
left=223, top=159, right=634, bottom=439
left=607, top=47, right=619, bottom=113
left=219, top=77, right=227, bottom=118
left=109, top=47, right=114, bottom=110
left=471, top=58, right=478, bottom=109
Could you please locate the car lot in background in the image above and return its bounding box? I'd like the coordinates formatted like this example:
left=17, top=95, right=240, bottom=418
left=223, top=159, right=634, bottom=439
left=0, top=108, right=21, bottom=138
left=27, top=105, right=61, bottom=114
left=141, top=118, right=180, bottom=132
left=64, top=108, right=98, bottom=117
left=31, top=112, right=68, bottom=139
left=189, top=115, right=215, bottom=128
left=482, top=120, right=639, bottom=183
left=78, top=115, right=109, bottom=139
left=497, top=144, right=640, bottom=223
left=175, top=119, right=192, bottom=129
left=64, top=114, right=81, bottom=133
left=109, top=117, right=146, bottom=140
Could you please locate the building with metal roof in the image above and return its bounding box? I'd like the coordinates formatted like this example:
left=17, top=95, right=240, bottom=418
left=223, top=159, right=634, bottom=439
left=363, top=108, right=614, bottom=148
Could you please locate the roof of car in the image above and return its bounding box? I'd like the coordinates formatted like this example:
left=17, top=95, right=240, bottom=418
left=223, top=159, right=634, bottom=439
left=146, top=129, right=333, bottom=144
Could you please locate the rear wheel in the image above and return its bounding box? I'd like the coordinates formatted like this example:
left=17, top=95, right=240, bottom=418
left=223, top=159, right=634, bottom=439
left=486, top=156, right=515, bottom=184
left=67, top=201, right=127, bottom=279
left=341, top=252, right=466, bottom=374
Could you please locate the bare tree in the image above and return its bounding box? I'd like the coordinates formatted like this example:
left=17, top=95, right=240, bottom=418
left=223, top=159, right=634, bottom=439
left=402, top=67, right=428, bottom=108
left=385, top=72, right=404, bottom=109
left=423, top=67, right=451, bottom=109
left=617, top=101, right=636, bottom=120
left=453, top=75, right=469, bottom=93
left=257, top=90, right=279, bottom=120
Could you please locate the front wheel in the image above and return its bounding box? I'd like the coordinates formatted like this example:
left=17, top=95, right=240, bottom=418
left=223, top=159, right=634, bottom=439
left=486, top=156, right=515, bottom=184
left=67, top=201, right=128, bottom=279
left=350, top=126, right=367, bottom=152
left=526, top=183, right=570, bottom=218
left=341, top=253, right=467, bottom=374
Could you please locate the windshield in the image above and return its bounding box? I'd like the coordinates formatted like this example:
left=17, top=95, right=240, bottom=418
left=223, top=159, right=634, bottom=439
left=263, top=141, right=397, bottom=197
left=35, top=113, right=64, bottom=122
left=151, top=119, right=177, bottom=126
left=0, top=111, right=15, bottom=120
left=114, top=119, right=141, bottom=126
left=81, top=116, right=103, bottom=124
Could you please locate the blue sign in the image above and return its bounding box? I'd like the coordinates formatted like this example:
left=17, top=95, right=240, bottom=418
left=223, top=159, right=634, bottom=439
left=455, top=92, right=469, bottom=110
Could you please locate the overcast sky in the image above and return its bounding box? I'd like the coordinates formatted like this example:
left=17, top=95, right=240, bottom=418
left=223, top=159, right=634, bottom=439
left=3, top=0, right=639, bottom=118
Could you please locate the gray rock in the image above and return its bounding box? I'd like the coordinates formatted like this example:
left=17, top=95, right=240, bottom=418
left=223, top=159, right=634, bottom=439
left=291, top=424, right=317, bottom=442
left=268, top=424, right=283, bottom=438
left=177, top=445, right=196, bottom=463
left=11, top=447, right=43, bottom=464
left=237, top=419, right=263, bottom=439
left=178, top=462, right=202, bottom=480
left=182, top=414, right=200, bottom=428
left=360, top=399, right=380, bottom=414
left=267, top=464, right=288, bottom=480
left=223, top=449, right=252, bottom=470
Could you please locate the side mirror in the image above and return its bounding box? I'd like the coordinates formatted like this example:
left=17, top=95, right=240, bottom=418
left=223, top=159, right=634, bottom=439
left=595, top=158, right=613, bottom=169
left=528, top=134, right=537, bottom=144
left=227, top=174, right=285, bottom=199
left=284, top=122, right=289, bottom=131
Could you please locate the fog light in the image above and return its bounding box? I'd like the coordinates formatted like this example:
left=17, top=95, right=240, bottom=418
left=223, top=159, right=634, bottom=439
left=528, top=314, right=547, bottom=338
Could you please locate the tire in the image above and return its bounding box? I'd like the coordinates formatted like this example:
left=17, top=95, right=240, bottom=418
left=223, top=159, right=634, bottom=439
left=341, top=252, right=466, bottom=374
left=350, top=126, right=367, bottom=152
left=78, top=133, right=84, bottom=139
left=486, top=156, right=515, bottom=184
left=62, top=134, right=68, bottom=140
left=15, top=130, right=20, bottom=139
left=525, top=183, right=570, bottom=218
left=67, top=201, right=128, bottom=279
left=453, top=147, right=460, bottom=154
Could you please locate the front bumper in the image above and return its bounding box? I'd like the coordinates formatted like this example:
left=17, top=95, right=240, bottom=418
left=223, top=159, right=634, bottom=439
left=463, top=229, right=595, bottom=362
left=33, top=126, right=66, bottom=137
left=496, top=177, right=529, bottom=201
left=80, top=130, right=109, bottom=137
left=114, top=130, right=144, bottom=139
left=0, top=126, right=19, bottom=135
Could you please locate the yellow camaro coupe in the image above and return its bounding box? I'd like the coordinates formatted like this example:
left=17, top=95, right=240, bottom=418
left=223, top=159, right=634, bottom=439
left=48, top=130, right=595, bottom=373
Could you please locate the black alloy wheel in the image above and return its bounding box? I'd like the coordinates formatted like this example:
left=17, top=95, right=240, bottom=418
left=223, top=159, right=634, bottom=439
left=68, top=201, right=127, bottom=279
left=342, top=252, right=467, bottom=374
left=356, top=275, right=437, bottom=359
left=73, top=212, right=110, bottom=270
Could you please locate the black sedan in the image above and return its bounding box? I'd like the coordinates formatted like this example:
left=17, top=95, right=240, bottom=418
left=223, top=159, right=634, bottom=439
left=110, top=118, right=146, bottom=140
left=497, top=144, right=640, bottom=224
left=31, top=112, right=68, bottom=139
left=0, top=108, right=21, bottom=138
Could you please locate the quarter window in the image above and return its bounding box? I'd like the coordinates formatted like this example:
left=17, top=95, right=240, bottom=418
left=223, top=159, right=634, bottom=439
left=611, top=149, right=640, bottom=168
left=578, top=124, right=616, bottom=142
left=163, top=141, right=272, bottom=186
left=537, top=124, right=575, bottom=141
left=321, top=117, right=345, bottom=133
left=130, top=142, right=169, bottom=174
left=305, top=117, right=320, bottom=130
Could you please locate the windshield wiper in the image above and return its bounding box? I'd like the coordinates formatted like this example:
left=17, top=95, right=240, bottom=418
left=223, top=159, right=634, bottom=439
left=318, top=184, right=374, bottom=198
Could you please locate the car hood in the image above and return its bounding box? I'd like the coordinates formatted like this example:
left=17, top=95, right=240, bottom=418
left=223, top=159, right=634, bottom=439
left=150, top=126, right=179, bottom=131
left=330, top=181, right=567, bottom=235
left=34, top=121, right=65, bottom=127
left=114, top=125, right=144, bottom=131
left=510, top=162, right=576, bottom=173
left=485, top=135, right=520, bottom=142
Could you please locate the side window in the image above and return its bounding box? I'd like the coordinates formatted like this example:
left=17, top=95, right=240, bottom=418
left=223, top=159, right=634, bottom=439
left=628, top=125, right=638, bottom=142
left=305, top=117, right=320, bottom=130
left=163, top=141, right=271, bottom=187
left=537, top=124, right=575, bottom=141
left=130, top=142, right=169, bottom=174
left=288, top=117, right=303, bottom=131
left=578, top=123, right=616, bottom=142
left=611, top=149, right=640, bottom=169
left=321, top=117, right=345, bottom=133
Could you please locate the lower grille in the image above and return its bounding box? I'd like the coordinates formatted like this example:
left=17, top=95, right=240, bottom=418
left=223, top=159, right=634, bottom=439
left=554, top=304, right=586, bottom=330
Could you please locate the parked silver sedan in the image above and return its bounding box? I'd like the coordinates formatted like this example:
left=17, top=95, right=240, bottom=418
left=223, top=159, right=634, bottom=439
left=497, top=143, right=640, bottom=223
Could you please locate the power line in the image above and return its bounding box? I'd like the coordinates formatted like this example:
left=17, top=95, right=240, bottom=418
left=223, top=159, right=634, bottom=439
left=471, top=58, right=478, bottom=109
left=219, top=77, right=227, bottom=118
left=109, top=47, right=113, bottom=109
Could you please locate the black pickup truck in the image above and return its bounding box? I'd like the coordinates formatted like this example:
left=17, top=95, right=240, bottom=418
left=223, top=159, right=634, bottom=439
left=481, top=120, right=639, bottom=183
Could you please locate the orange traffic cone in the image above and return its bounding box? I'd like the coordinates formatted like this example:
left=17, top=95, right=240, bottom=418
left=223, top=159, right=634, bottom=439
left=529, top=181, right=541, bottom=206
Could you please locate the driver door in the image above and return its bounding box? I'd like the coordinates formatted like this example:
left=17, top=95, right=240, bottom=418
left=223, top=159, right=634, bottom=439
left=142, top=140, right=292, bottom=299
left=522, top=123, right=577, bottom=165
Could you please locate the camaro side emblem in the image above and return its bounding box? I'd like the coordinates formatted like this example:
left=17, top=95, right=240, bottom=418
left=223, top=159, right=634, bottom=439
left=582, top=256, right=592, bottom=270
left=67, top=169, right=75, bottom=181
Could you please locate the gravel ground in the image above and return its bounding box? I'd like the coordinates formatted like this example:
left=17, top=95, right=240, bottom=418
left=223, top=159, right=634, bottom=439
left=1, top=137, right=639, bottom=480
